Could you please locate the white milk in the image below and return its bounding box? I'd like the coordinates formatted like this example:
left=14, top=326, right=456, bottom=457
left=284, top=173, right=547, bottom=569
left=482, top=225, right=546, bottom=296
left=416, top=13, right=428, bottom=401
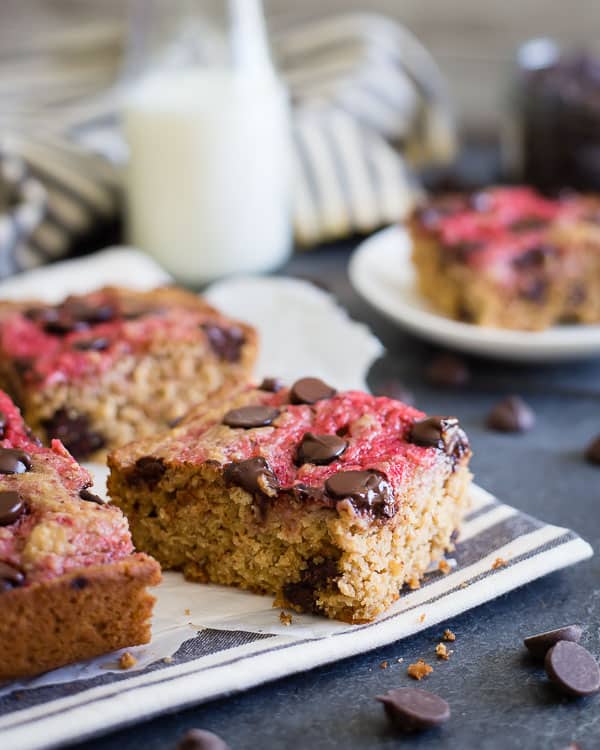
left=124, top=68, right=292, bottom=284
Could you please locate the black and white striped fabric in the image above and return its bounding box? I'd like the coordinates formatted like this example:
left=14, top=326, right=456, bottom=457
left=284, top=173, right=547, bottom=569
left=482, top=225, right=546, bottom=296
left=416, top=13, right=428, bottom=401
left=0, top=485, right=591, bottom=750
left=0, top=11, right=454, bottom=273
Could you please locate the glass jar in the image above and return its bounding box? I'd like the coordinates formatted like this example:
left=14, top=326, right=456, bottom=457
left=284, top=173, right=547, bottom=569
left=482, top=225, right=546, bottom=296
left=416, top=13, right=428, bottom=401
left=121, top=0, right=293, bottom=285
left=508, top=38, right=600, bottom=191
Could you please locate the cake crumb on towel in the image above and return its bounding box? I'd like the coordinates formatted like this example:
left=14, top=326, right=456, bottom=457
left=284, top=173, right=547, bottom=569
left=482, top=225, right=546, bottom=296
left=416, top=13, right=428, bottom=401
left=119, top=652, right=137, bottom=670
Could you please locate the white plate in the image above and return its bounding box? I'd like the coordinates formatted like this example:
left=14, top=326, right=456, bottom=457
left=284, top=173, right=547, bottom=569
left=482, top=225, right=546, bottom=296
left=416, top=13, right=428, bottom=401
left=349, top=225, right=600, bottom=362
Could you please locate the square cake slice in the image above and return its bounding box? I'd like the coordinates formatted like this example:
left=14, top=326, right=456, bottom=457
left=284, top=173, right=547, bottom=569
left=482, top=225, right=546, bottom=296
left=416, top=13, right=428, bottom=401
left=410, top=186, right=600, bottom=330
left=0, top=389, right=161, bottom=680
left=0, top=285, right=257, bottom=460
left=108, top=377, right=472, bottom=623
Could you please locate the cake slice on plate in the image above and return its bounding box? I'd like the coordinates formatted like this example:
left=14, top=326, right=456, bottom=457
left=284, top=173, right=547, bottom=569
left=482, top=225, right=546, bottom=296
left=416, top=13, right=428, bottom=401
left=410, top=186, right=600, bottom=330
left=0, top=390, right=160, bottom=680
left=108, top=377, right=472, bottom=623
left=0, top=286, right=257, bottom=459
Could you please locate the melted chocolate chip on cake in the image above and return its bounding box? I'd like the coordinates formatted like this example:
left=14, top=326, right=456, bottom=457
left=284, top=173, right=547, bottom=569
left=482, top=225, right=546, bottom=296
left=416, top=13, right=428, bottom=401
left=325, top=469, right=396, bottom=518
left=0, top=448, right=32, bottom=474
left=223, top=405, right=280, bottom=429
left=296, top=433, right=347, bottom=466
left=290, top=377, right=336, bottom=405
left=223, top=457, right=279, bottom=499
left=201, top=323, right=245, bottom=362
left=0, top=490, right=24, bottom=525
left=0, top=561, right=25, bottom=591
left=409, top=417, right=469, bottom=461
left=42, top=409, right=105, bottom=460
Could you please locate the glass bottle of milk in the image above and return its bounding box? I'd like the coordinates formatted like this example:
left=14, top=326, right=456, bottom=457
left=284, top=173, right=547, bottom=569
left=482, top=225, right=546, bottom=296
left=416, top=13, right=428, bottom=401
left=122, top=0, right=293, bottom=284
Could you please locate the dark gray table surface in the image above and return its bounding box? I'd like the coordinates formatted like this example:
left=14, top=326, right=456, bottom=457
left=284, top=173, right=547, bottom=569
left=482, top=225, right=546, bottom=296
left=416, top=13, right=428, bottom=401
left=71, top=241, right=600, bottom=750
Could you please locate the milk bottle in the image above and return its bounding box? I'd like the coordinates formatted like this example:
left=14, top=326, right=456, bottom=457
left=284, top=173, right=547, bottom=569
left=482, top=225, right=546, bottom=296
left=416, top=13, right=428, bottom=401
left=122, top=0, right=292, bottom=284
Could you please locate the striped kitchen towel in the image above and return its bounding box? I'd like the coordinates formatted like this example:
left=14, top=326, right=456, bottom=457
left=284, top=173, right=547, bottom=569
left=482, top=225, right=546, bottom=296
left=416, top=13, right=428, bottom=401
left=0, top=485, right=592, bottom=750
left=0, top=10, right=454, bottom=274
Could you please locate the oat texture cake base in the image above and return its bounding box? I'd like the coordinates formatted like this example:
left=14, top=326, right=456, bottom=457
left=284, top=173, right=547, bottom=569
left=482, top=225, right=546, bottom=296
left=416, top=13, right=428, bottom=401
left=0, top=390, right=160, bottom=680
left=410, top=186, right=600, bottom=330
left=108, top=377, right=472, bottom=623
left=0, top=286, right=257, bottom=460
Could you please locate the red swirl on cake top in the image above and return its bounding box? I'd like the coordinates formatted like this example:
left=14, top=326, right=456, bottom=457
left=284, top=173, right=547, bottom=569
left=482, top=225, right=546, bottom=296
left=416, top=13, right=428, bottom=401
left=415, top=186, right=596, bottom=271
left=0, top=390, right=134, bottom=584
left=0, top=289, right=233, bottom=388
left=170, top=387, right=462, bottom=500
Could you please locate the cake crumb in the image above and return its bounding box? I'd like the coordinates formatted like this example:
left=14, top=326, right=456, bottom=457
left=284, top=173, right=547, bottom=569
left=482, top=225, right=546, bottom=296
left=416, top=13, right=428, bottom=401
left=492, top=557, right=507, bottom=570
left=442, top=629, right=456, bottom=642
left=407, top=659, right=433, bottom=680
left=118, top=652, right=137, bottom=670
left=459, top=581, right=468, bottom=589
left=279, top=611, right=293, bottom=626
left=419, top=613, right=426, bottom=623
left=184, top=608, right=191, bottom=616
left=435, top=643, right=452, bottom=660
left=380, top=660, right=389, bottom=670
left=438, top=559, right=451, bottom=575
left=162, top=656, right=174, bottom=664
left=408, top=577, right=421, bottom=590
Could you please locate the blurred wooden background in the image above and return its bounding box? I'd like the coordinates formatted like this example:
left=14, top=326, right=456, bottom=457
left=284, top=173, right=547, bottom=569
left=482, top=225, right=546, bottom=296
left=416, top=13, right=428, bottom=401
left=2, top=0, right=599, bottom=134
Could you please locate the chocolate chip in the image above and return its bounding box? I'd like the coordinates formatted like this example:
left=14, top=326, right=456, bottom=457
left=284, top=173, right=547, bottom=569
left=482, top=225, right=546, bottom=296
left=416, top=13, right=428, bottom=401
left=486, top=396, right=535, bottom=433
left=524, top=624, right=583, bottom=658
left=425, top=353, right=470, bottom=388
left=0, top=410, right=6, bottom=438
left=0, top=448, right=32, bottom=474
left=325, top=469, right=395, bottom=518
left=0, top=491, right=24, bottom=526
left=545, top=641, right=600, bottom=697
left=408, top=417, right=469, bottom=461
left=24, top=306, right=58, bottom=324
left=222, top=405, right=279, bottom=429
left=42, top=409, right=105, bottom=459
left=444, top=240, right=483, bottom=263
left=290, top=377, right=336, bottom=405
left=44, top=317, right=88, bottom=336
left=585, top=435, right=600, bottom=465
left=296, top=433, right=347, bottom=466
left=176, top=729, right=230, bottom=750
left=223, top=457, right=279, bottom=498
left=132, top=457, right=166, bottom=487
left=70, top=576, right=89, bottom=590
left=41, top=300, right=116, bottom=336
left=513, top=245, right=555, bottom=270
left=373, top=380, right=415, bottom=405
left=0, top=561, right=24, bottom=592
left=282, top=559, right=339, bottom=612
left=79, top=488, right=106, bottom=505
left=258, top=377, right=284, bottom=393
left=14, top=357, right=34, bottom=378
left=201, top=323, right=245, bottom=362
left=73, top=337, right=110, bottom=351
left=82, top=304, right=115, bottom=324
left=509, top=216, right=548, bottom=232
left=64, top=300, right=115, bottom=325
left=376, top=687, right=450, bottom=732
